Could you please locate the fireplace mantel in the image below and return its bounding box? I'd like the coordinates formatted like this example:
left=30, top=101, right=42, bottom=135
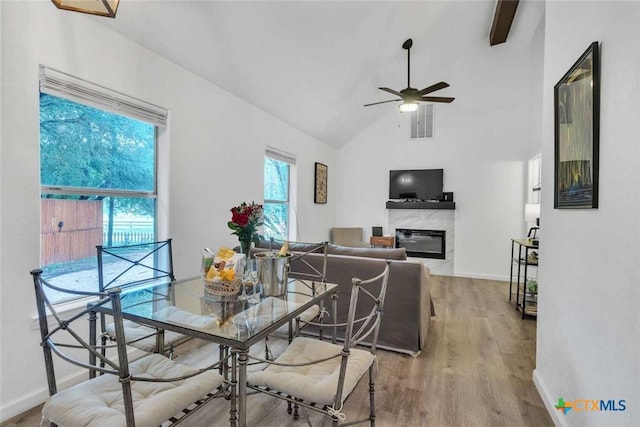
left=386, top=201, right=455, bottom=210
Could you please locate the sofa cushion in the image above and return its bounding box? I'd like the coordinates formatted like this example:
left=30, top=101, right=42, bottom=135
left=327, top=243, right=407, bottom=260
left=255, top=240, right=325, bottom=254
left=254, top=241, right=406, bottom=260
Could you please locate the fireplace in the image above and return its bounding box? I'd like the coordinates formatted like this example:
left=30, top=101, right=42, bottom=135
left=395, top=228, right=446, bottom=259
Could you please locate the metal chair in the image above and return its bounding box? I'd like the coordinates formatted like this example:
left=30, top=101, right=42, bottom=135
left=261, top=239, right=330, bottom=358
left=247, top=260, right=391, bottom=426
left=30, top=269, right=225, bottom=427
left=97, top=239, right=190, bottom=357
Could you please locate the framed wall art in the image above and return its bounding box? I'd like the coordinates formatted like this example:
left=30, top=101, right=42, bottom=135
left=314, top=162, right=327, bottom=204
left=554, top=41, right=600, bottom=209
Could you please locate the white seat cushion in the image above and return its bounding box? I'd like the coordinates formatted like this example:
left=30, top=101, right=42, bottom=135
left=155, top=306, right=217, bottom=330
left=42, top=354, right=224, bottom=427
left=274, top=303, right=320, bottom=335
left=105, top=306, right=217, bottom=352
left=295, top=304, right=321, bottom=323
left=230, top=298, right=320, bottom=336
left=247, top=336, right=375, bottom=406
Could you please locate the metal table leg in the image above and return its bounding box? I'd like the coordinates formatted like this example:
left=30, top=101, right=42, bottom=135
left=229, top=349, right=237, bottom=426
left=89, top=310, right=97, bottom=379
left=237, top=349, right=249, bottom=426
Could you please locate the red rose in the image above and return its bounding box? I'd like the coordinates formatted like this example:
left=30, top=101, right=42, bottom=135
left=234, top=213, right=249, bottom=226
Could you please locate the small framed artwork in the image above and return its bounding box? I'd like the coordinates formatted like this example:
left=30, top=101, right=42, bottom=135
left=554, top=41, right=600, bottom=209
left=314, top=162, right=327, bottom=204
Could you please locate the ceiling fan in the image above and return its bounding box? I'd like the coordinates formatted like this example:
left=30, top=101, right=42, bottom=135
left=364, top=38, right=455, bottom=112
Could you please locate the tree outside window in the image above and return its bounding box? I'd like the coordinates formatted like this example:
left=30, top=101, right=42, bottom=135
left=263, top=157, right=290, bottom=240
left=40, top=93, right=157, bottom=303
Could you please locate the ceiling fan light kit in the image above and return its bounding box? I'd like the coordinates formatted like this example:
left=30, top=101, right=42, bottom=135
left=399, top=102, right=418, bottom=113
left=364, top=38, right=455, bottom=112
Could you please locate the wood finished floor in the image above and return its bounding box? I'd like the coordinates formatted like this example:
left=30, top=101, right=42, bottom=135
left=3, top=276, right=553, bottom=427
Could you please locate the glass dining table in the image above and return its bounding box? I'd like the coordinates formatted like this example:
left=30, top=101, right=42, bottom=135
left=89, top=275, right=337, bottom=426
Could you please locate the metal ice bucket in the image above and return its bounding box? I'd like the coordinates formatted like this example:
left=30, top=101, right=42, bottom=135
left=255, top=252, right=292, bottom=297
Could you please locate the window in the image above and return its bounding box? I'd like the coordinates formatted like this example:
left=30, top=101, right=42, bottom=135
left=263, top=148, right=295, bottom=240
left=39, top=67, right=166, bottom=303
left=528, top=154, right=542, bottom=204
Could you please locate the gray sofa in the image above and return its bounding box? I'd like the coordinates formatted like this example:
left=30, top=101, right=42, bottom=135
left=253, top=242, right=432, bottom=357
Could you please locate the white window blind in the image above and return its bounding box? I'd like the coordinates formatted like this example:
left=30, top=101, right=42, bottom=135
left=39, top=65, right=168, bottom=127
left=265, top=146, right=296, bottom=165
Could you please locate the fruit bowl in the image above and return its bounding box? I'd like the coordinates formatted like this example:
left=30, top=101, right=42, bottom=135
left=203, top=277, right=242, bottom=296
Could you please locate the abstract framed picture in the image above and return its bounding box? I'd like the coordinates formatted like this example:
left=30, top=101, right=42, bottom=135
left=314, top=162, right=327, bottom=204
left=554, top=41, right=600, bottom=209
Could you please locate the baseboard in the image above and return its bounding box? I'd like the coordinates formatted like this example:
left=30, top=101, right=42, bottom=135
left=453, top=271, right=510, bottom=282
left=1, top=386, right=48, bottom=423
left=533, top=369, right=564, bottom=427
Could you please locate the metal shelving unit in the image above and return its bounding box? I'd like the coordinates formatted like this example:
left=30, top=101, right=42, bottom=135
left=509, top=237, right=538, bottom=319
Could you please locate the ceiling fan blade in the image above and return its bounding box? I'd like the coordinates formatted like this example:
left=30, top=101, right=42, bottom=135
left=378, top=87, right=404, bottom=97
left=420, top=96, right=455, bottom=103
left=418, top=82, right=450, bottom=96
left=363, top=99, right=402, bottom=107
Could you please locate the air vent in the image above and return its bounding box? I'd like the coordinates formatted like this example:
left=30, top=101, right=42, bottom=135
left=410, top=104, right=434, bottom=139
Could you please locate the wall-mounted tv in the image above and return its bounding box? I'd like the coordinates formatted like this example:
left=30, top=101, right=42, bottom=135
left=389, top=169, right=443, bottom=201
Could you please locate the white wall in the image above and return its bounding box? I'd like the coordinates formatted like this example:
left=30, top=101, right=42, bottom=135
left=0, top=1, right=336, bottom=419
left=527, top=14, right=545, bottom=160
left=534, top=2, right=640, bottom=426
left=335, top=1, right=544, bottom=280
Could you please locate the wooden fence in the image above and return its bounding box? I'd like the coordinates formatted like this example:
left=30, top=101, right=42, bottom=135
left=41, top=199, right=103, bottom=265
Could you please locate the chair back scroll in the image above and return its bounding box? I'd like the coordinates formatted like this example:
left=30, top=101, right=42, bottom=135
left=267, top=238, right=329, bottom=284
left=334, top=260, right=390, bottom=408
left=30, top=269, right=137, bottom=423
left=96, top=240, right=177, bottom=356
left=97, top=239, right=175, bottom=292
left=244, top=260, right=391, bottom=426
left=31, top=269, right=226, bottom=427
left=343, top=260, right=391, bottom=351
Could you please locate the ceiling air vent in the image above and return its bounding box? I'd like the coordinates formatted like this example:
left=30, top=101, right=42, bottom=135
left=410, top=104, right=434, bottom=139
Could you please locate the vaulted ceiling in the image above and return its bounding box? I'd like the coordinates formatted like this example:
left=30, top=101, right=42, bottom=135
left=97, top=1, right=541, bottom=147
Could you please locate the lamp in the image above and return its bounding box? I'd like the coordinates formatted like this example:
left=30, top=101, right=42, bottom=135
left=51, top=0, right=120, bottom=18
left=525, top=203, right=540, bottom=226
left=399, top=101, right=418, bottom=113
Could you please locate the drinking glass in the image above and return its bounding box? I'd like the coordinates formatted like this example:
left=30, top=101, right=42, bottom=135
left=245, top=259, right=260, bottom=305
left=235, top=257, right=248, bottom=301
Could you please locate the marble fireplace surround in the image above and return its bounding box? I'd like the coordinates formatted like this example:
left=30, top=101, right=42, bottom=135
left=388, top=209, right=455, bottom=276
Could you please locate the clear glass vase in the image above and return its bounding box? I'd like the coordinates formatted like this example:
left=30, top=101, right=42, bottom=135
left=240, top=240, right=252, bottom=260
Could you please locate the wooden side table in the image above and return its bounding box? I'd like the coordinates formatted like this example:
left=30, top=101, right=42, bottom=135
left=370, top=236, right=395, bottom=248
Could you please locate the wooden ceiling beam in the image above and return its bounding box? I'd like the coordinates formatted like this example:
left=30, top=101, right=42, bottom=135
left=490, top=0, right=519, bottom=46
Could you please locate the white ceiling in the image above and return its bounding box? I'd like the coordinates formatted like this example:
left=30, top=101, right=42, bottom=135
left=97, top=0, right=541, bottom=147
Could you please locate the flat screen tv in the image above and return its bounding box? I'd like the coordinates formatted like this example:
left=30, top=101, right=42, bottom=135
left=389, top=169, right=443, bottom=201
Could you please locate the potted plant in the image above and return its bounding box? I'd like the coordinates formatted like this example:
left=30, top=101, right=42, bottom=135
left=527, top=279, right=538, bottom=303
